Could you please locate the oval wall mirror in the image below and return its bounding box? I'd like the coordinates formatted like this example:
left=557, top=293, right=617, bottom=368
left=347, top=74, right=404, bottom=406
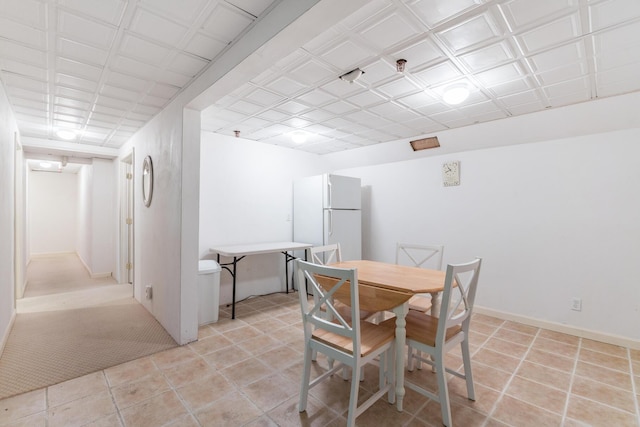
left=142, top=155, right=153, bottom=207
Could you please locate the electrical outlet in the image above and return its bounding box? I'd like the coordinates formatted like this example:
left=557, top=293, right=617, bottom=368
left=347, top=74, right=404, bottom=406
left=145, top=285, right=153, bottom=300
left=571, top=297, right=582, bottom=311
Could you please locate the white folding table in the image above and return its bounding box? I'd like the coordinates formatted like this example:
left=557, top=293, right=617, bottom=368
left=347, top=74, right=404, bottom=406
left=209, top=241, right=312, bottom=319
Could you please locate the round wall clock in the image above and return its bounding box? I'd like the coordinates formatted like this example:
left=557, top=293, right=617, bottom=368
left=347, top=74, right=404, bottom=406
left=142, top=155, right=154, bottom=207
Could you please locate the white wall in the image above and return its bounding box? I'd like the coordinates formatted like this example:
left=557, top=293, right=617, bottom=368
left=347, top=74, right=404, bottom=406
left=199, top=132, right=326, bottom=304
left=90, top=158, right=116, bottom=276
left=333, top=123, right=640, bottom=344
left=28, top=171, right=78, bottom=255
left=76, top=165, right=92, bottom=266
left=0, top=82, right=18, bottom=352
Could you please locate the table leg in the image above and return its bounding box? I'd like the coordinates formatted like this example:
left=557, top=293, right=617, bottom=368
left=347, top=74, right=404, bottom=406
left=392, top=302, right=408, bottom=411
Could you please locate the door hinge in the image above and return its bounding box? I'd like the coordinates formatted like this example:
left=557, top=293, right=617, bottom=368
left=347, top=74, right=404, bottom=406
left=126, top=262, right=132, bottom=270
left=126, top=218, right=133, bottom=225
left=126, top=173, right=133, bottom=180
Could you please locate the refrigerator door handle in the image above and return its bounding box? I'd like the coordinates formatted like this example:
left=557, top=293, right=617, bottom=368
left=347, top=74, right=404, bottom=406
left=328, top=210, right=333, bottom=236
left=327, top=177, right=332, bottom=208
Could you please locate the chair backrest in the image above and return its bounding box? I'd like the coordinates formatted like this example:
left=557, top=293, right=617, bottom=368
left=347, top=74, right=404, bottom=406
left=295, top=259, right=361, bottom=355
left=437, top=258, right=482, bottom=342
left=396, top=243, right=444, bottom=270
left=308, top=243, right=342, bottom=265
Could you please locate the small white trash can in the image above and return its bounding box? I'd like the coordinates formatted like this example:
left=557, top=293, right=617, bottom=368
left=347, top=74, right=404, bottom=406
left=198, top=260, right=221, bottom=325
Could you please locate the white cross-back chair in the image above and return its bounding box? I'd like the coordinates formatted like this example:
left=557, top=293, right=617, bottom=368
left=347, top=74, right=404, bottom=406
left=295, top=259, right=395, bottom=427
left=396, top=243, right=444, bottom=313
left=308, top=243, right=342, bottom=265
left=383, top=258, right=482, bottom=427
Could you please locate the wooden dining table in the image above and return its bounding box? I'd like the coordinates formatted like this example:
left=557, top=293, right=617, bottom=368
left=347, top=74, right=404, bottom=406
left=330, top=260, right=448, bottom=412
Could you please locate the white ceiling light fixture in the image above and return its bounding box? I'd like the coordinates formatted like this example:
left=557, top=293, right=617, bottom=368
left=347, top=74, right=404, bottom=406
left=291, top=131, right=309, bottom=144
left=442, top=85, right=470, bottom=105
left=39, top=161, right=53, bottom=168
left=339, top=68, right=364, bottom=84
left=56, top=129, right=78, bottom=141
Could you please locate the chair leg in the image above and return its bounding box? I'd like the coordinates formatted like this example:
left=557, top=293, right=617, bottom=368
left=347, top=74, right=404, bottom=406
left=299, top=346, right=313, bottom=412
left=434, top=351, right=452, bottom=427
left=407, top=343, right=415, bottom=371
left=461, top=339, right=475, bottom=401
left=346, top=362, right=362, bottom=427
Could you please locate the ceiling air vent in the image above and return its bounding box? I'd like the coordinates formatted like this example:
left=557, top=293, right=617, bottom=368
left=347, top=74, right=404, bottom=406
left=410, top=136, right=440, bottom=151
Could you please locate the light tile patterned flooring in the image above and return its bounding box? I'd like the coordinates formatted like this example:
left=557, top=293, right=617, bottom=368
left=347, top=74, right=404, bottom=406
left=1, top=292, right=639, bottom=427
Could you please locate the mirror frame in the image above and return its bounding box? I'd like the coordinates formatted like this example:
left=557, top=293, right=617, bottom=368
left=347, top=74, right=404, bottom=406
left=142, top=155, right=154, bottom=207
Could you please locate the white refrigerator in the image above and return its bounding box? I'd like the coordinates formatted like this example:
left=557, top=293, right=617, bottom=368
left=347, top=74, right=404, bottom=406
left=293, top=174, right=362, bottom=261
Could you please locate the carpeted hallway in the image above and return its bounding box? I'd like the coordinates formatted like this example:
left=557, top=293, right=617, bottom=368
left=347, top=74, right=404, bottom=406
left=0, top=254, right=177, bottom=400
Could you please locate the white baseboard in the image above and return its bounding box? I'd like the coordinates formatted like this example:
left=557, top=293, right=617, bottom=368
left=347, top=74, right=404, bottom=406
left=474, top=306, right=640, bottom=351
left=29, top=251, right=75, bottom=259
left=0, top=311, right=16, bottom=358
left=91, top=272, right=113, bottom=279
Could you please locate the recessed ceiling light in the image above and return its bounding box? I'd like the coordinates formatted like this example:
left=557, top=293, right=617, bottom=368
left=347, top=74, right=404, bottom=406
left=39, top=162, right=52, bottom=168
left=442, top=85, right=470, bottom=105
left=291, top=131, right=308, bottom=144
left=56, top=129, right=77, bottom=140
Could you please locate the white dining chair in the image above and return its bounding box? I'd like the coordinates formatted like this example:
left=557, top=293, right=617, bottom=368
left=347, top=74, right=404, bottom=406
left=308, top=243, right=342, bottom=265
left=396, top=243, right=444, bottom=312
left=383, top=258, right=482, bottom=427
left=295, top=259, right=395, bottom=427
left=396, top=243, right=444, bottom=368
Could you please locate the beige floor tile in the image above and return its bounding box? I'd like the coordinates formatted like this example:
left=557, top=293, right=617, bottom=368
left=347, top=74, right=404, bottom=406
left=84, top=413, right=123, bottom=426
left=201, top=344, right=252, bottom=369
left=275, top=310, right=302, bottom=325
left=163, top=414, right=200, bottom=427
left=448, top=382, right=501, bottom=415
left=242, top=373, right=299, bottom=412
left=194, top=390, right=263, bottom=426
left=0, top=389, right=46, bottom=425
left=483, top=337, right=529, bottom=359
left=417, top=399, right=487, bottom=427
left=111, top=371, right=170, bottom=409
left=469, top=363, right=512, bottom=393
left=501, top=321, right=539, bottom=336
left=259, top=344, right=303, bottom=371
left=197, top=325, right=217, bottom=339
left=630, top=348, right=640, bottom=361
left=473, top=348, right=521, bottom=374
left=104, top=356, right=158, bottom=387
left=574, top=360, right=633, bottom=391
left=570, top=375, right=636, bottom=413
left=176, top=372, right=235, bottom=412
left=269, top=325, right=305, bottom=345
left=0, top=411, right=47, bottom=427
left=221, top=325, right=263, bottom=343
left=516, top=361, right=571, bottom=391
left=208, top=317, right=250, bottom=333
left=151, top=346, right=199, bottom=370
left=237, top=333, right=281, bottom=356
left=47, top=371, right=108, bottom=408
left=243, top=415, right=279, bottom=427
left=493, top=328, right=536, bottom=346
left=579, top=348, right=629, bottom=373
left=222, top=357, right=274, bottom=387
left=267, top=394, right=340, bottom=427
left=354, top=397, right=413, bottom=426
left=566, top=394, right=637, bottom=426
left=188, top=333, right=234, bottom=355
left=470, top=320, right=498, bottom=336
left=162, top=357, right=216, bottom=388
left=472, top=314, right=504, bottom=328
left=491, top=395, right=562, bottom=427
left=531, top=336, right=579, bottom=359
left=505, top=375, right=567, bottom=415
left=537, top=329, right=580, bottom=346
left=525, top=348, right=575, bottom=373
left=47, top=391, right=116, bottom=427
left=119, top=390, right=188, bottom=427
left=581, top=338, right=628, bottom=358
left=468, top=330, right=491, bottom=347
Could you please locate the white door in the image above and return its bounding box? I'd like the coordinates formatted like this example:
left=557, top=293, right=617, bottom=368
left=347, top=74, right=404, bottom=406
left=324, top=175, right=361, bottom=210
left=324, top=209, right=361, bottom=261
